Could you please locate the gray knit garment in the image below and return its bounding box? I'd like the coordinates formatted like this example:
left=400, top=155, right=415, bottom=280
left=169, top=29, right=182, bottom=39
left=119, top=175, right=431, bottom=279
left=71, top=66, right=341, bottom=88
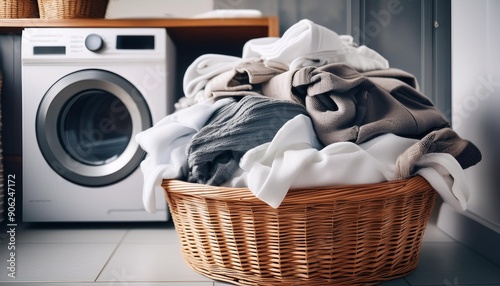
left=186, top=96, right=308, bottom=186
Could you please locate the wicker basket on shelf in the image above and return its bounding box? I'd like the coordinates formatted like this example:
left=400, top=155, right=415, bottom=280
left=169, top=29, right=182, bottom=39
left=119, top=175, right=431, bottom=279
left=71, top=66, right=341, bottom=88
left=163, top=175, right=436, bottom=285
left=37, top=0, right=109, bottom=19
left=0, top=0, right=39, bottom=18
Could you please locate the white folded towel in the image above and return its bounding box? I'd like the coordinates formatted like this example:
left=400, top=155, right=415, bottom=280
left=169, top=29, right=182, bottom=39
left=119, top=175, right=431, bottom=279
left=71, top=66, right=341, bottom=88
left=183, top=54, right=241, bottom=99
left=136, top=99, right=231, bottom=212
left=192, top=9, right=262, bottom=19
left=242, top=19, right=344, bottom=66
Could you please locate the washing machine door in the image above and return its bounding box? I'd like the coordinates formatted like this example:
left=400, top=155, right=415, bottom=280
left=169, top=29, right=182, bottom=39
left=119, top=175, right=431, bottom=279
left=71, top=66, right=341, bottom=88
left=37, top=69, right=152, bottom=187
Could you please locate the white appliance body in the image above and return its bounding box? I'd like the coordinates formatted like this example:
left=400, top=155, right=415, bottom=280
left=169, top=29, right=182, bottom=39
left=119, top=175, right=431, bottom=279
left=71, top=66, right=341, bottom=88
left=22, top=28, right=174, bottom=222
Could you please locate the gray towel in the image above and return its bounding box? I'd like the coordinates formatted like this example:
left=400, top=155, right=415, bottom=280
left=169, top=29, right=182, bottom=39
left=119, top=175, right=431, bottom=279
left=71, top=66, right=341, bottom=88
left=261, top=63, right=450, bottom=145
left=187, top=96, right=308, bottom=185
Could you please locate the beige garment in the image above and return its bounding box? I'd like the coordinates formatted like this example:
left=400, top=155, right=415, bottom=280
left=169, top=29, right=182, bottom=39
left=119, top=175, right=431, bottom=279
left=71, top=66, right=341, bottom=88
left=361, top=67, right=420, bottom=90
left=199, top=60, right=481, bottom=173
left=205, top=58, right=287, bottom=99
left=262, top=63, right=450, bottom=145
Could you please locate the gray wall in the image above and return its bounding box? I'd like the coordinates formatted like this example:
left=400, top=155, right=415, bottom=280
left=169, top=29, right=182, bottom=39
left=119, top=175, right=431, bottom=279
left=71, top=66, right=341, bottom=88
left=435, top=0, right=500, bottom=266
left=450, top=0, right=500, bottom=229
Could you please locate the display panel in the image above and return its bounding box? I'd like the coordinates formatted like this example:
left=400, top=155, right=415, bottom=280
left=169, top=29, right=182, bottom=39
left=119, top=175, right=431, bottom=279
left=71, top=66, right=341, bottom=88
left=116, top=35, right=155, bottom=49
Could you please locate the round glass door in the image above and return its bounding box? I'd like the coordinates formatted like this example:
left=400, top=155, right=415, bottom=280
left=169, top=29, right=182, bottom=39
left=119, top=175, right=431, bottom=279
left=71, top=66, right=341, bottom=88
left=59, top=89, right=132, bottom=166
left=37, top=69, right=152, bottom=186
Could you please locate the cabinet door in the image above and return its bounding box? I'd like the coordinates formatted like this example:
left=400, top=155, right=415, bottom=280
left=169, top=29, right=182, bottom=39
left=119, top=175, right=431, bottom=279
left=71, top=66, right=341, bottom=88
left=0, top=35, right=22, bottom=156
left=358, top=0, right=451, bottom=119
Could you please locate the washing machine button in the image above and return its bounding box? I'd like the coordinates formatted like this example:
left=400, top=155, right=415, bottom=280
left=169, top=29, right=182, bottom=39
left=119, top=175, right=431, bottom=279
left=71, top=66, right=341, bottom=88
left=85, top=34, right=104, bottom=52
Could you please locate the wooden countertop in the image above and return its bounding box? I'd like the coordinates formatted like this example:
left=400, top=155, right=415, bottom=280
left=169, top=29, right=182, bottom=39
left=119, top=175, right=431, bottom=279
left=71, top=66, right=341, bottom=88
left=0, top=17, right=280, bottom=42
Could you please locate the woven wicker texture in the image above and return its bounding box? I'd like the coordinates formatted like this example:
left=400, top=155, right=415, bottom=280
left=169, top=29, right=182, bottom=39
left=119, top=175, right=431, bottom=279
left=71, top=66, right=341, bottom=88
left=163, top=176, right=436, bottom=286
left=0, top=0, right=39, bottom=18
left=38, top=0, right=108, bottom=19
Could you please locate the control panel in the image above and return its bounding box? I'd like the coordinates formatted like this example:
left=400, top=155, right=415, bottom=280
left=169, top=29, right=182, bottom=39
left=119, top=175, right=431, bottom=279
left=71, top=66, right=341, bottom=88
left=21, top=28, right=166, bottom=61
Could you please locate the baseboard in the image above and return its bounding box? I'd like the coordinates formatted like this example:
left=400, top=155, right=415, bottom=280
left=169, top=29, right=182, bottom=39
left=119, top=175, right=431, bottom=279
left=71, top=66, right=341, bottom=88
left=437, top=203, right=500, bottom=267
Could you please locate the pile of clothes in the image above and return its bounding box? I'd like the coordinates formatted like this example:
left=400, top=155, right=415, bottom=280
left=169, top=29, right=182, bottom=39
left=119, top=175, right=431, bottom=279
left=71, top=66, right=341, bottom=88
left=136, top=19, right=481, bottom=213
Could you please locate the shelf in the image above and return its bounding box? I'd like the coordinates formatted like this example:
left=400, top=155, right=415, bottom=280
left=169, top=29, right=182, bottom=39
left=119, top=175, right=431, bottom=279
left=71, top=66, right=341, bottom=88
left=0, top=17, right=279, bottom=55
left=0, top=16, right=279, bottom=66
left=0, top=17, right=279, bottom=37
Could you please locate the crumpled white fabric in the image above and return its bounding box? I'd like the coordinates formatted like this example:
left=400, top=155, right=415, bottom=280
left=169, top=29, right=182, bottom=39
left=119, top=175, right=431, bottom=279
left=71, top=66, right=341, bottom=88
left=136, top=99, right=231, bottom=212
left=234, top=115, right=416, bottom=207
left=177, top=20, right=391, bottom=110
left=414, top=153, right=470, bottom=211
left=289, top=41, right=390, bottom=71
left=242, top=19, right=344, bottom=66
left=234, top=115, right=470, bottom=210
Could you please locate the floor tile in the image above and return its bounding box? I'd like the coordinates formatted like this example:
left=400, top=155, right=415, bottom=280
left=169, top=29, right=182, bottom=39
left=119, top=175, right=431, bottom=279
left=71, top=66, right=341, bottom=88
left=4, top=283, right=214, bottom=286
left=214, top=282, right=233, bottom=286
left=405, top=242, right=500, bottom=285
left=422, top=222, right=454, bottom=243
left=1, top=219, right=495, bottom=285
left=378, top=278, right=410, bottom=285
left=122, top=227, right=180, bottom=244
left=0, top=243, right=117, bottom=282
left=97, top=243, right=212, bottom=282
left=16, top=228, right=127, bottom=244
left=214, top=278, right=410, bottom=285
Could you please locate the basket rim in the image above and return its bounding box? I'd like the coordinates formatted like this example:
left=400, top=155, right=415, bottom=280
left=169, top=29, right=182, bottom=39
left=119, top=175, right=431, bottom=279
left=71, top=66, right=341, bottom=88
left=162, top=175, right=433, bottom=205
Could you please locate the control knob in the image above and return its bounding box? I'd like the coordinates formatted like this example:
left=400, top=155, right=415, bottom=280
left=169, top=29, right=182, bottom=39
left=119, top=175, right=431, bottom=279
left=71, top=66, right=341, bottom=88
left=85, top=34, right=104, bottom=52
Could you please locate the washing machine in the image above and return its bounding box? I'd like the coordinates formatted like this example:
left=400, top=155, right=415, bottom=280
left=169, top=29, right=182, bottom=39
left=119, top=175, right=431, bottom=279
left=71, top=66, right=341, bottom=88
left=21, top=28, right=175, bottom=222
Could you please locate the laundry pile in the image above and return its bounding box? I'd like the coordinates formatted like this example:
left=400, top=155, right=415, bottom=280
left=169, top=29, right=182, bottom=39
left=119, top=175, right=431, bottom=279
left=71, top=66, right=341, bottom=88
left=136, top=19, right=482, bottom=213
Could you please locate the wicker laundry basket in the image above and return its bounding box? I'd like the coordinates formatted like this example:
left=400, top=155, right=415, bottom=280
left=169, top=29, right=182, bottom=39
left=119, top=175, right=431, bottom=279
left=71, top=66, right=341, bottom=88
left=37, top=0, right=108, bottom=19
left=0, top=0, right=39, bottom=18
left=162, top=175, right=436, bottom=286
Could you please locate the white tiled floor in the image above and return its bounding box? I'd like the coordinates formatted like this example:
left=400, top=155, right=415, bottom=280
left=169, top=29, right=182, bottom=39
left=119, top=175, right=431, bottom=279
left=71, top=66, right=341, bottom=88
left=1, top=218, right=500, bottom=286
